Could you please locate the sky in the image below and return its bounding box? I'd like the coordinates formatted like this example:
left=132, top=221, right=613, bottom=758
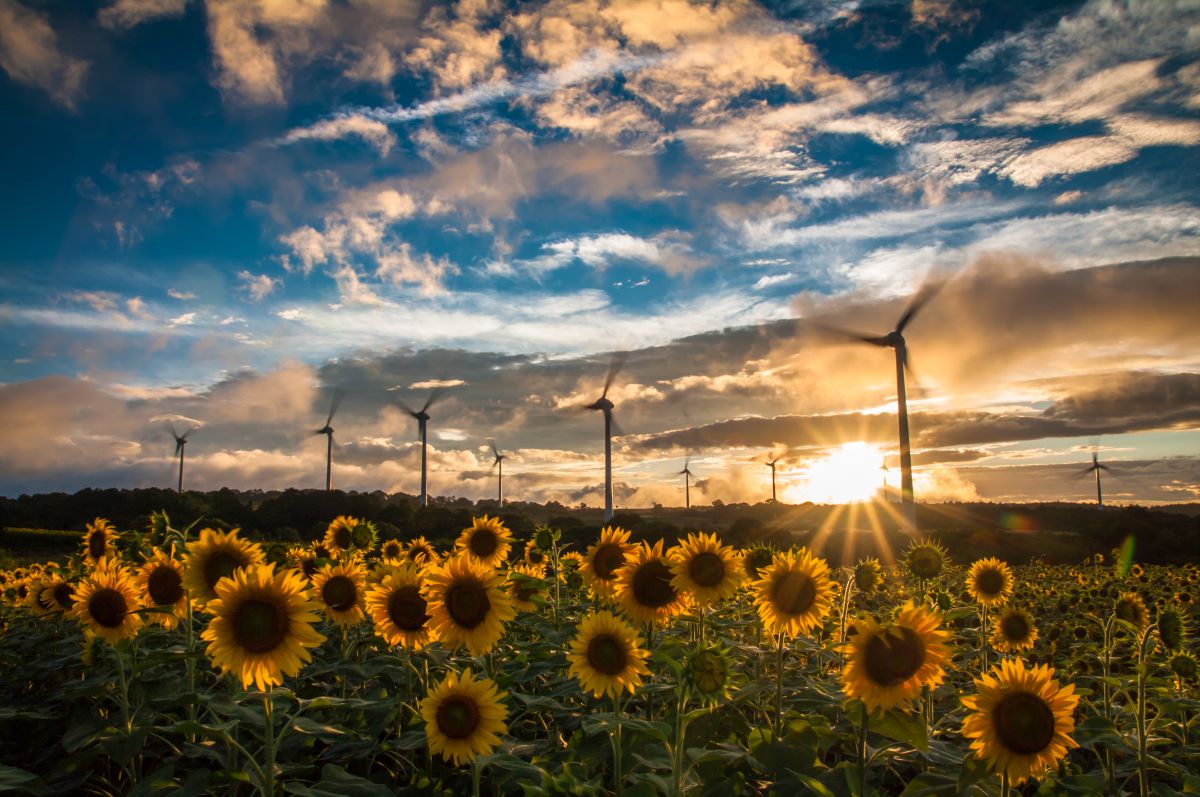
left=0, top=0, right=1198, bottom=507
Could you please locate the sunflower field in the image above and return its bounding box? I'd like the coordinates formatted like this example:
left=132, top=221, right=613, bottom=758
left=1, top=513, right=1198, bottom=796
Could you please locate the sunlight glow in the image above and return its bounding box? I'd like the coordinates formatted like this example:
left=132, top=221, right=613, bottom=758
left=787, top=442, right=886, bottom=504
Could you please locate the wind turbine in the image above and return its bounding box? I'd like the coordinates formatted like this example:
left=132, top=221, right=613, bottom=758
left=171, top=426, right=191, bottom=494
left=585, top=354, right=626, bottom=522
left=679, top=458, right=693, bottom=509
left=398, top=391, right=447, bottom=508
left=765, top=456, right=780, bottom=502
left=880, top=462, right=890, bottom=502
left=1081, top=452, right=1110, bottom=508
left=812, top=283, right=942, bottom=530
left=313, top=390, right=343, bottom=493
left=490, top=441, right=506, bottom=507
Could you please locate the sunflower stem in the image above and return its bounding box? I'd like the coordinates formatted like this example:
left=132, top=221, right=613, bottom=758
left=857, top=703, right=869, bottom=797
left=115, top=642, right=132, bottom=732
left=980, top=604, right=990, bottom=675
left=774, top=633, right=786, bottom=739
left=612, top=693, right=624, bottom=797
left=471, top=754, right=482, bottom=797
left=551, top=539, right=562, bottom=632
left=1000, top=771, right=1010, bottom=797
left=1136, top=624, right=1156, bottom=797
left=672, top=687, right=687, bottom=797
left=1099, top=617, right=1116, bottom=796
left=261, top=694, right=276, bottom=797
left=184, top=591, right=197, bottom=742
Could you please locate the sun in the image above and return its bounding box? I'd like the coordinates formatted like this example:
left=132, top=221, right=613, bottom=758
left=791, top=442, right=885, bottom=504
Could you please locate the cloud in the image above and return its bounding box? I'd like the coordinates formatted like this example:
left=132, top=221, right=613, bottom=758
left=237, top=271, right=281, bottom=302
left=508, top=231, right=707, bottom=276
left=167, top=288, right=197, bottom=300
left=98, top=0, right=187, bottom=30
left=0, top=0, right=89, bottom=109
left=277, top=114, right=398, bottom=155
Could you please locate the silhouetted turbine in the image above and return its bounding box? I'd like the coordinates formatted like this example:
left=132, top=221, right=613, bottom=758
left=679, top=458, right=693, bottom=509
left=398, top=390, right=448, bottom=508
left=313, top=389, right=343, bottom=492
left=812, top=282, right=942, bottom=530
left=1081, top=452, right=1111, bottom=508
left=490, top=441, right=506, bottom=507
left=171, top=426, right=191, bottom=494
left=765, top=456, right=780, bottom=502
left=586, top=354, right=626, bottom=522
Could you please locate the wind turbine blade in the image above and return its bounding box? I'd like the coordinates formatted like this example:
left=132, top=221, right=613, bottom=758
left=806, top=321, right=889, bottom=346
left=174, top=440, right=183, bottom=455
left=902, top=350, right=930, bottom=400
left=396, top=399, right=417, bottom=416
left=325, top=389, right=345, bottom=427
left=422, top=388, right=446, bottom=413
left=895, top=280, right=944, bottom=334
left=489, top=439, right=500, bottom=459
left=602, top=352, right=629, bottom=398
left=169, top=423, right=179, bottom=440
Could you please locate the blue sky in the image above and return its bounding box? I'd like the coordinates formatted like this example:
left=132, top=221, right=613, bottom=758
left=1, top=0, right=1198, bottom=505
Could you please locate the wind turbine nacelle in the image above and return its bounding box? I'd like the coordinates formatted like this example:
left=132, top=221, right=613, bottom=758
left=587, top=397, right=615, bottom=411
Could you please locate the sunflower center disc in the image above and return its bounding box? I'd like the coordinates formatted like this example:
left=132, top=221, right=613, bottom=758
left=88, top=587, right=128, bottom=628
left=436, top=696, right=481, bottom=740
left=690, top=651, right=727, bottom=694
left=313, top=546, right=331, bottom=560
left=863, top=626, right=926, bottom=687
left=909, top=550, right=942, bottom=579
left=689, top=552, right=726, bottom=588
left=446, top=581, right=491, bottom=629
left=528, top=549, right=545, bottom=564
left=469, top=530, right=498, bottom=558
left=233, top=599, right=288, bottom=654
left=53, top=582, right=74, bottom=609
left=593, top=545, right=626, bottom=581
left=1001, top=613, right=1030, bottom=642
left=87, top=532, right=108, bottom=560
left=993, top=692, right=1056, bottom=755
left=332, top=527, right=351, bottom=550
left=744, top=552, right=771, bottom=580
left=632, top=560, right=677, bottom=608
left=148, top=566, right=184, bottom=605
left=771, top=572, right=816, bottom=615
left=383, top=543, right=402, bottom=559
left=388, top=586, right=430, bottom=631
left=975, top=569, right=1005, bottom=596
left=321, top=576, right=357, bottom=611
left=301, top=559, right=318, bottom=578
left=203, top=550, right=246, bottom=591
left=586, top=633, right=628, bottom=676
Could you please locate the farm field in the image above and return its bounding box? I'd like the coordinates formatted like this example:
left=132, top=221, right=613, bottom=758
left=2, top=514, right=1197, bottom=796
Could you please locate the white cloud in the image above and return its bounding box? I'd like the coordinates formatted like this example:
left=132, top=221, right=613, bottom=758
left=511, top=231, right=708, bottom=276
left=167, top=288, right=197, bottom=300
left=0, top=0, right=89, bottom=109
left=237, top=271, right=281, bottom=302
left=277, top=114, right=398, bottom=155
left=999, top=136, right=1138, bottom=188
left=752, top=272, right=797, bottom=290
left=168, top=312, right=197, bottom=327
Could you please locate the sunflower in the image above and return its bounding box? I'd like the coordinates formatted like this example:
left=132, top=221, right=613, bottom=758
left=380, top=539, right=405, bottom=563
left=1113, top=591, right=1149, bottom=632
left=741, top=546, right=775, bottom=582
left=523, top=540, right=548, bottom=569
left=183, top=528, right=265, bottom=604
left=200, top=564, right=326, bottom=691
left=288, top=546, right=320, bottom=580
left=311, top=541, right=334, bottom=562
left=70, top=560, right=144, bottom=644
left=904, top=539, right=948, bottom=581
left=841, top=600, right=952, bottom=712
left=423, top=554, right=515, bottom=655
left=961, top=659, right=1080, bottom=784
left=366, top=564, right=435, bottom=650
left=39, top=574, right=77, bottom=615
left=614, top=541, right=691, bottom=627
left=1156, top=606, right=1187, bottom=651
left=23, top=577, right=55, bottom=617
left=669, top=532, right=743, bottom=607
left=685, top=645, right=737, bottom=705
left=566, top=610, right=651, bottom=699
left=420, top=668, right=508, bottom=766
left=135, top=550, right=188, bottom=628
left=854, top=558, right=883, bottom=594
left=968, top=558, right=1014, bottom=607
left=455, top=516, right=513, bottom=569
left=991, top=607, right=1038, bottom=654
left=405, top=536, right=439, bottom=567
left=1168, top=651, right=1199, bottom=688
left=753, top=548, right=835, bottom=638
left=582, top=526, right=633, bottom=602
left=81, top=518, right=119, bottom=567
left=506, top=562, right=547, bottom=612
left=323, top=516, right=360, bottom=557
left=310, top=562, right=367, bottom=626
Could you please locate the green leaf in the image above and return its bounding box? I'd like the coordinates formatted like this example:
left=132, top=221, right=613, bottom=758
left=283, top=764, right=394, bottom=797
